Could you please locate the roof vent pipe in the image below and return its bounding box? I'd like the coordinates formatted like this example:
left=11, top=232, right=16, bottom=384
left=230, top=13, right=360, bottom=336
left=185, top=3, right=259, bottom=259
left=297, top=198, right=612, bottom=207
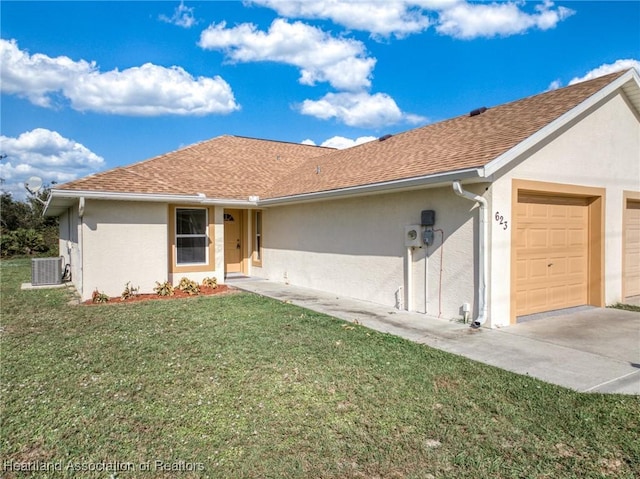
left=469, top=107, right=487, bottom=117
left=452, top=181, right=488, bottom=328
left=378, top=134, right=393, bottom=141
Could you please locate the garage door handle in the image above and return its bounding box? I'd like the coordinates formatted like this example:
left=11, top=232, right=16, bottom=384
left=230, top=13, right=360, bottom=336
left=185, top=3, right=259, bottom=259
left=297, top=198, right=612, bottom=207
left=548, top=263, right=553, bottom=267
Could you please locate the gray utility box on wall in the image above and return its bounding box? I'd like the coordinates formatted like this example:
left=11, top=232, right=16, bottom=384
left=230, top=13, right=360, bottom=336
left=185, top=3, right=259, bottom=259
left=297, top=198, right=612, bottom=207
left=31, top=257, right=63, bottom=286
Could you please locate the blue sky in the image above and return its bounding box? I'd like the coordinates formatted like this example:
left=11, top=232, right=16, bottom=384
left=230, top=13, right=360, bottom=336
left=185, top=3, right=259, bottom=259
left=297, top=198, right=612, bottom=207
left=1, top=1, right=639, bottom=198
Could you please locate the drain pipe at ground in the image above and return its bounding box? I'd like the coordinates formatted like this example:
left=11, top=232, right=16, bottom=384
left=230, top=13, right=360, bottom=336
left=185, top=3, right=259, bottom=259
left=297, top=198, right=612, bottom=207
left=452, top=181, right=488, bottom=328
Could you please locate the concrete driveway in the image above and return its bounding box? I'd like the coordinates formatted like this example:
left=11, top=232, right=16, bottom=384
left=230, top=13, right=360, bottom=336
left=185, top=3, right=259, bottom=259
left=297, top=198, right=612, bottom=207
left=229, top=278, right=640, bottom=395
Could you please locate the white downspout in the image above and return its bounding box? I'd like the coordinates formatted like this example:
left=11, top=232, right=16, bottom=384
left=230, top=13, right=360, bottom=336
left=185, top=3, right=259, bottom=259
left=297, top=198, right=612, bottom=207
left=452, top=181, right=488, bottom=328
left=78, top=197, right=85, bottom=298
left=406, top=246, right=414, bottom=312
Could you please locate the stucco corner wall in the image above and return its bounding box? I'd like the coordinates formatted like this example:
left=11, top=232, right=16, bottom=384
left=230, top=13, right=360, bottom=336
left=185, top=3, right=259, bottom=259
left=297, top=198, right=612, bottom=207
left=81, top=200, right=168, bottom=300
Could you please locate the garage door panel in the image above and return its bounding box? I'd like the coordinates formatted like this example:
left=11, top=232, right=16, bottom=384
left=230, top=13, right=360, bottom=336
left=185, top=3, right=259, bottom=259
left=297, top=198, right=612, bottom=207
left=530, top=204, right=549, bottom=219
left=568, top=229, right=586, bottom=246
left=549, top=285, right=568, bottom=305
left=549, top=229, right=567, bottom=247
left=515, top=259, right=527, bottom=280
left=526, top=228, right=547, bottom=247
left=548, top=258, right=568, bottom=276
left=516, top=194, right=589, bottom=316
left=529, top=258, right=548, bottom=279
left=624, top=199, right=640, bottom=298
left=568, top=257, right=587, bottom=275
left=525, top=288, right=548, bottom=311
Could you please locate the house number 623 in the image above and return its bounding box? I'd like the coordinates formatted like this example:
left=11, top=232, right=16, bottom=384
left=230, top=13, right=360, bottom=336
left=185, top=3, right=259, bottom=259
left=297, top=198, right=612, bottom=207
left=495, top=212, right=508, bottom=230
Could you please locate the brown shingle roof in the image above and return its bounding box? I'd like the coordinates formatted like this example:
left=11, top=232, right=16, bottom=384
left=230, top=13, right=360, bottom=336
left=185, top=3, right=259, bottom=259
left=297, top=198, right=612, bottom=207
left=57, top=135, right=333, bottom=200
left=56, top=70, right=628, bottom=201
left=267, top=70, right=627, bottom=198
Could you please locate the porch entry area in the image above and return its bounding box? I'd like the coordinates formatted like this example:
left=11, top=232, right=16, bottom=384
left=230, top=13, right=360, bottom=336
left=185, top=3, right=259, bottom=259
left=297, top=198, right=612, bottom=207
left=224, top=208, right=257, bottom=277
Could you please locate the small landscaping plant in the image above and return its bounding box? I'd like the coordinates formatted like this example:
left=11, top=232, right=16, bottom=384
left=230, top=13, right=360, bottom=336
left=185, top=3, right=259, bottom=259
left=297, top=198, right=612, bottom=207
left=608, top=302, right=640, bottom=312
left=153, top=281, right=174, bottom=297
left=202, top=276, right=218, bottom=289
left=91, top=289, right=110, bottom=303
left=178, top=277, right=200, bottom=295
left=120, top=281, right=140, bottom=301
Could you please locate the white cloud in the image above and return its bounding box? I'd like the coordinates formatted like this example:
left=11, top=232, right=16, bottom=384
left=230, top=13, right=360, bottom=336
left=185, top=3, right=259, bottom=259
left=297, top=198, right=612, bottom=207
left=0, top=38, right=238, bottom=116
left=436, top=0, right=574, bottom=39
left=547, top=59, right=640, bottom=90
left=251, top=0, right=435, bottom=39
left=0, top=128, right=105, bottom=199
left=546, top=79, right=562, bottom=91
left=299, top=91, right=426, bottom=128
left=321, top=135, right=378, bottom=149
left=252, top=1, right=573, bottom=40
left=568, top=59, right=640, bottom=85
left=159, top=1, right=197, bottom=28
left=199, top=18, right=375, bottom=91
left=65, top=63, right=238, bottom=116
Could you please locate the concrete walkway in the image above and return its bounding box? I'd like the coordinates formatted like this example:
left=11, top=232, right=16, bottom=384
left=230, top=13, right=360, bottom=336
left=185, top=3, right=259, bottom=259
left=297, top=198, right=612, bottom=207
left=228, top=278, right=640, bottom=395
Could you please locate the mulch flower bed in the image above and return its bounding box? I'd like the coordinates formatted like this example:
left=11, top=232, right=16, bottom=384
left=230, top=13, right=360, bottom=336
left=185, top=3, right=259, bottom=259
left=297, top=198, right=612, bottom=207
left=84, top=284, right=235, bottom=305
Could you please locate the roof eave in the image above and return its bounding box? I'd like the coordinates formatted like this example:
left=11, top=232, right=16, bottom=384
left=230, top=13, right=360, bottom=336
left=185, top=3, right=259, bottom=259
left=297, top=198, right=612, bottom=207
left=259, top=167, right=486, bottom=206
left=43, top=189, right=258, bottom=216
left=484, top=69, right=640, bottom=178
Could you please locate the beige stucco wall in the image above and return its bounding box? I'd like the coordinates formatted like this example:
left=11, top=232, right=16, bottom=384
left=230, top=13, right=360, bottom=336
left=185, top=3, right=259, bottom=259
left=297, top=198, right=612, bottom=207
left=80, top=200, right=168, bottom=300
left=490, top=91, right=640, bottom=326
left=255, top=186, right=486, bottom=320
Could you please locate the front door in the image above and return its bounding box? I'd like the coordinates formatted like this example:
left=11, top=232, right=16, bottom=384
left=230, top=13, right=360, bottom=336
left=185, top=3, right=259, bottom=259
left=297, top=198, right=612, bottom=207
left=224, top=209, right=242, bottom=273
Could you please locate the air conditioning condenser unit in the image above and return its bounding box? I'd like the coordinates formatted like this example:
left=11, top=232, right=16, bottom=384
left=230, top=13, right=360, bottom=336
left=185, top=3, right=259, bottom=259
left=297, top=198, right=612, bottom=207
left=31, top=257, right=63, bottom=286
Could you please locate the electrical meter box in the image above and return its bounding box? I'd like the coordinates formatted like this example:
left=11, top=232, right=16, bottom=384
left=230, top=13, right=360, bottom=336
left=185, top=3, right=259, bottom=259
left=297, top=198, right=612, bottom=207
left=404, top=225, right=423, bottom=248
left=421, top=210, right=436, bottom=227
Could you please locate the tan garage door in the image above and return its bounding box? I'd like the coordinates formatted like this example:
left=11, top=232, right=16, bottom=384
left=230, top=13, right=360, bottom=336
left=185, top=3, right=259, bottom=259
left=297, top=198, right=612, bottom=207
left=515, top=193, right=589, bottom=316
left=624, top=199, right=640, bottom=298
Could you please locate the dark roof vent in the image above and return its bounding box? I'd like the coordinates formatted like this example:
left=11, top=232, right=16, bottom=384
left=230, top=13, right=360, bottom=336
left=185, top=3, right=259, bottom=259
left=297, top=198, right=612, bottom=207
left=378, top=134, right=393, bottom=141
left=469, top=107, right=487, bottom=117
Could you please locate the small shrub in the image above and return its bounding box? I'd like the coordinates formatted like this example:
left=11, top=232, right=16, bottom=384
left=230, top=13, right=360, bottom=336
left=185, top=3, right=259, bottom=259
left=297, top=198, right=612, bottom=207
left=178, top=277, right=200, bottom=295
left=91, top=289, right=110, bottom=303
left=154, top=281, right=174, bottom=297
left=202, top=277, right=218, bottom=289
left=608, top=302, right=640, bottom=313
left=121, top=281, right=140, bottom=301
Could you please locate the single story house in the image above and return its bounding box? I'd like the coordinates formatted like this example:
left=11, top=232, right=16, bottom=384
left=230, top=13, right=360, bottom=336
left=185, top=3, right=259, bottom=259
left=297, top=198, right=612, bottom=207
left=44, top=69, right=640, bottom=328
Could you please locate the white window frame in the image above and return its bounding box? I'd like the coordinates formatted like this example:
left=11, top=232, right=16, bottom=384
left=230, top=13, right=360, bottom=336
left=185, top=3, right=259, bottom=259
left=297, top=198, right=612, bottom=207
left=175, top=207, right=208, bottom=266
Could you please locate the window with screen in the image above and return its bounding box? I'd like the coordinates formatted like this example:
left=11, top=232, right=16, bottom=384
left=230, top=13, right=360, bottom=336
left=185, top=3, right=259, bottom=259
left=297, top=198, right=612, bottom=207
left=176, top=208, right=208, bottom=264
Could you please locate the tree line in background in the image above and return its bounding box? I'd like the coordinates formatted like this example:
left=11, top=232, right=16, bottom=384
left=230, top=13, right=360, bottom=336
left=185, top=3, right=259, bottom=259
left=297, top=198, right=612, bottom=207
left=0, top=188, right=59, bottom=257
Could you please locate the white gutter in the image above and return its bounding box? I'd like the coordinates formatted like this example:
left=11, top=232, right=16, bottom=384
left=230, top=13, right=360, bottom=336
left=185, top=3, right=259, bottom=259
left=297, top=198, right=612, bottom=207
left=48, top=189, right=258, bottom=205
left=44, top=189, right=258, bottom=216
left=452, top=181, right=488, bottom=328
left=261, top=168, right=483, bottom=206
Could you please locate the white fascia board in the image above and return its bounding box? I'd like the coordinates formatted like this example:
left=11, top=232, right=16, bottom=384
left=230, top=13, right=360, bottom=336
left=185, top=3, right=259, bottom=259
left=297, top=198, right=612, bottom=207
left=49, top=190, right=204, bottom=203
left=259, top=168, right=484, bottom=206
left=44, top=189, right=257, bottom=216
left=483, top=69, right=640, bottom=178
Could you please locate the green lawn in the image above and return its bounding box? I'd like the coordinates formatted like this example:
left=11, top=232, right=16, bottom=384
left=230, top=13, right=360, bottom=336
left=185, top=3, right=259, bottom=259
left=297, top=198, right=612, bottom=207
left=1, top=258, right=638, bottom=478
